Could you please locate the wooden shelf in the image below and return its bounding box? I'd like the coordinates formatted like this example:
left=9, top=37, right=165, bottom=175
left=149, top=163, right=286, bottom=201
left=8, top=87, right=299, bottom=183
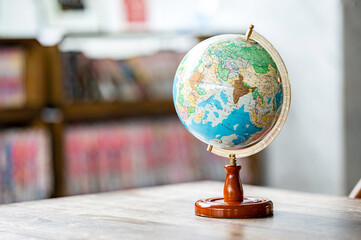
left=0, top=107, right=42, bottom=125
left=62, top=100, right=175, bottom=122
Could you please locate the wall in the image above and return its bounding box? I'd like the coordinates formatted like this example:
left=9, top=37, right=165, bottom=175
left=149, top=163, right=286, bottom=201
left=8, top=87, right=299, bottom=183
left=0, top=0, right=39, bottom=37
left=343, top=0, right=361, bottom=194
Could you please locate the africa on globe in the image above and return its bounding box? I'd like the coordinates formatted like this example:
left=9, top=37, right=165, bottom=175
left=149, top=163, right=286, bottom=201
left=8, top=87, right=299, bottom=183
left=173, top=34, right=283, bottom=150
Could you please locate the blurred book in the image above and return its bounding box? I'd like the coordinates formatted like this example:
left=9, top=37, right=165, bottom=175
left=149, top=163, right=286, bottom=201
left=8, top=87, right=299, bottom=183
left=0, top=47, right=26, bottom=108
left=64, top=117, right=225, bottom=195
left=61, top=51, right=185, bottom=103
left=0, top=128, right=52, bottom=203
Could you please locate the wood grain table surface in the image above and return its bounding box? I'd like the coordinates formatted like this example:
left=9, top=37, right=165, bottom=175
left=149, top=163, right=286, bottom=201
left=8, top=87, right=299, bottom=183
left=0, top=181, right=360, bottom=240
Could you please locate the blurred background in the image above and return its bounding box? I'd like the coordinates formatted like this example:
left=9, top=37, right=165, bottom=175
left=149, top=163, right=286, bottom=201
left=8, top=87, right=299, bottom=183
left=0, top=0, right=360, bottom=204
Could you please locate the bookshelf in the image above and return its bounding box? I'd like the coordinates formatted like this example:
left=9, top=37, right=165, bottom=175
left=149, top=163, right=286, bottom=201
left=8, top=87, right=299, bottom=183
left=0, top=39, right=52, bottom=203
left=0, top=38, right=48, bottom=131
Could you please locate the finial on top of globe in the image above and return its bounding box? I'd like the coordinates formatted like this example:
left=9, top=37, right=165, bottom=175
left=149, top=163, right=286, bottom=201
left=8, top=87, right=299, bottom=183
left=173, top=25, right=290, bottom=159
left=173, top=25, right=291, bottom=219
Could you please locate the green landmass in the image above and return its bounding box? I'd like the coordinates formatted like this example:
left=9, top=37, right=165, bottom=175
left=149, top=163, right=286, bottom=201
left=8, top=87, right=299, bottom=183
left=217, top=64, right=230, bottom=81
left=252, top=87, right=264, bottom=104
left=218, top=43, right=277, bottom=74
left=243, top=82, right=251, bottom=88
left=196, top=84, right=207, bottom=95
left=187, top=106, right=195, bottom=117
left=273, top=98, right=276, bottom=112
left=177, top=92, right=184, bottom=105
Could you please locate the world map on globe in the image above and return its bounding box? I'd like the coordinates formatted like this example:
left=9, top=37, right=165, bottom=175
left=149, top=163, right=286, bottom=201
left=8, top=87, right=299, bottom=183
left=173, top=34, right=283, bottom=149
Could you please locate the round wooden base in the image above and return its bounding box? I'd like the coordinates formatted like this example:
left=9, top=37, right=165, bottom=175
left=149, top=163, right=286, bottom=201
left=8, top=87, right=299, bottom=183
left=195, top=197, right=273, bottom=218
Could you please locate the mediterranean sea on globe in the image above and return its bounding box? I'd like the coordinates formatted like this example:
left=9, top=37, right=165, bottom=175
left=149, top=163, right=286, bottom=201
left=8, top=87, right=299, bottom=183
left=173, top=34, right=283, bottom=150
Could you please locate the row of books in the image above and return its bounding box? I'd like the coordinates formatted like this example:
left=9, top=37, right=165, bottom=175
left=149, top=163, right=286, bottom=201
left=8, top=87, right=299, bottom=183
left=0, top=47, right=25, bottom=108
left=64, top=118, right=225, bottom=195
left=61, top=50, right=185, bottom=103
left=0, top=128, right=52, bottom=203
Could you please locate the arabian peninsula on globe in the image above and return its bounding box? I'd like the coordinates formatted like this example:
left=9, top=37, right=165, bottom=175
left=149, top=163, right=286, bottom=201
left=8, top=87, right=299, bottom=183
left=173, top=34, right=283, bottom=149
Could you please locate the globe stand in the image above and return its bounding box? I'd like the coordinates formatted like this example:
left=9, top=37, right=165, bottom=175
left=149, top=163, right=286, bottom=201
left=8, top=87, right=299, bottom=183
left=195, top=155, right=273, bottom=218
left=172, top=25, right=290, bottom=218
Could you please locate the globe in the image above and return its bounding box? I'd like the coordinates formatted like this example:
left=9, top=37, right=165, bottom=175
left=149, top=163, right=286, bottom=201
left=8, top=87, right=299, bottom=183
left=174, top=27, right=291, bottom=219
left=173, top=34, right=284, bottom=150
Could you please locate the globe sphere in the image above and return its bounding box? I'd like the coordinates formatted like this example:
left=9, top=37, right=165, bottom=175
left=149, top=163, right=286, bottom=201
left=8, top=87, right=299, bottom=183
left=173, top=34, right=283, bottom=149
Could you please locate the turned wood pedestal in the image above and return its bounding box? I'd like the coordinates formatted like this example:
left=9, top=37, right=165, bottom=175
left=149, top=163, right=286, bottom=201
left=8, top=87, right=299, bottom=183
left=195, top=165, right=273, bottom=218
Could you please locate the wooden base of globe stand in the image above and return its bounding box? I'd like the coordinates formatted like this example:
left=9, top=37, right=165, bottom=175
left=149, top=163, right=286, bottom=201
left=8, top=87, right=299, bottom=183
left=195, top=155, right=273, bottom=218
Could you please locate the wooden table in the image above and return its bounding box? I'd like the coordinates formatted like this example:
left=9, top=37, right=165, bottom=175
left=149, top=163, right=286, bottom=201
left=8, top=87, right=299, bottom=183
left=0, top=181, right=360, bottom=239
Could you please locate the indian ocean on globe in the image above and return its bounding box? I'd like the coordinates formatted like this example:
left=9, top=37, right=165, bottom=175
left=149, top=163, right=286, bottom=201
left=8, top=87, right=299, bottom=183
left=173, top=34, right=283, bottom=150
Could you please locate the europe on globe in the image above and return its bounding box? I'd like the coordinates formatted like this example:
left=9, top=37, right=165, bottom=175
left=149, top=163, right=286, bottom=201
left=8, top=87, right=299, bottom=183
left=173, top=34, right=283, bottom=150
